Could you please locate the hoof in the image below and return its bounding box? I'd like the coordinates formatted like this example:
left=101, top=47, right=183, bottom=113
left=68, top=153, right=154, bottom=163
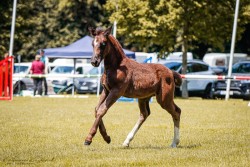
left=122, top=142, right=129, bottom=147
left=84, top=140, right=92, bottom=146
left=105, top=136, right=111, bottom=144
left=170, top=139, right=179, bottom=148
left=170, top=142, right=179, bottom=148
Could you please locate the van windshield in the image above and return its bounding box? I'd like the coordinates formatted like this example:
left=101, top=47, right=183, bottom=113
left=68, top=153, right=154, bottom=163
left=51, top=66, right=74, bottom=74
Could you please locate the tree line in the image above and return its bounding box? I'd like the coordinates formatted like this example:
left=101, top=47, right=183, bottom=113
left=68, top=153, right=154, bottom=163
left=0, top=0, right=250, bottom=61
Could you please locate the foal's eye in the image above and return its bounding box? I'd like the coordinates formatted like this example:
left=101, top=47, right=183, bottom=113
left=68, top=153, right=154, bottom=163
left=100, top=42, right=106, bottom=48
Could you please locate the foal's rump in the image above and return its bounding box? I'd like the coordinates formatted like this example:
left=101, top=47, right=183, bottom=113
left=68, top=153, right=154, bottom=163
left=148, top=63, right=182, bottom=87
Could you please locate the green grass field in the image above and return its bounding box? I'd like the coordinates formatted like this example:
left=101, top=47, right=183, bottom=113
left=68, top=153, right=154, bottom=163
left=0, top=96, right=249, bottom=166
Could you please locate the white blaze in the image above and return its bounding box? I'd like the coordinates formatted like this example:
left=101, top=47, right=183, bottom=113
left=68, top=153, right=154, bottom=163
left=94, top=38, right=98, bottom=47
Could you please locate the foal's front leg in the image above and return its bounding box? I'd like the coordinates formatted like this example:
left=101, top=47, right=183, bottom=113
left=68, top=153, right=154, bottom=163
left=84, top=91, right=120, bottom=145
left=95, top=90, right=111, bottom=144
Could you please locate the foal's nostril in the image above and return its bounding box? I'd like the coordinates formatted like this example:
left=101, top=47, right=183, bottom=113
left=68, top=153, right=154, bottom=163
left=91, top=61, right=96, bottom=67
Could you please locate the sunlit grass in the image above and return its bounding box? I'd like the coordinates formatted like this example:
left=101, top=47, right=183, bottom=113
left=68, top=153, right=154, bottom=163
left=0, top=96, right=249, bottom=166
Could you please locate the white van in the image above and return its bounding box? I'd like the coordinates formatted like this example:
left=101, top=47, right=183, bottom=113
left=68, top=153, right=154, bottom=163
left=48, top=58, right=90, bottom=71
left=135, top=52, right=158, bottom=63
left=166, top=52, right=193, bottom=60
left=203, top=53, right=248, bottom=70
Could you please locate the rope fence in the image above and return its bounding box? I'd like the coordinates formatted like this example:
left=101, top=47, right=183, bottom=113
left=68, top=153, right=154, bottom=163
left=13, top=73, right=250, bottom=80
left=180, top=74, right=250, bottom=80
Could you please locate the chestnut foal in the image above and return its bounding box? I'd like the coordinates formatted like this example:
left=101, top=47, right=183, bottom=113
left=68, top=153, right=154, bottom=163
left=84, top=26, right=182, bottom=148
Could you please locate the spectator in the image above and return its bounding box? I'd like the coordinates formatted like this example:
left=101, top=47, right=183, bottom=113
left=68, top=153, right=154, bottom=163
left=38, top=49, right=48, bottom=95
left=30, top=54, right=45, bottom=96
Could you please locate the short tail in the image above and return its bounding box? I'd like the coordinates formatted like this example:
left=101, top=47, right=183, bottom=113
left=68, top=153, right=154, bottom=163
left=173, top=71, right=182, bottom=87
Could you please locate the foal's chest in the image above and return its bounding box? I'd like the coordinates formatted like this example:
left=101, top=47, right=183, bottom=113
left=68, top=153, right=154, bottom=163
left=101, top=69, right=128, bottom=90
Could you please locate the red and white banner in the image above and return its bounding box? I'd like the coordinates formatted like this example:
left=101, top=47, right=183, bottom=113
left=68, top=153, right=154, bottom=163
left=180, top=74, right=250, bottom=80
left=12, top=73, right=250, bottom=80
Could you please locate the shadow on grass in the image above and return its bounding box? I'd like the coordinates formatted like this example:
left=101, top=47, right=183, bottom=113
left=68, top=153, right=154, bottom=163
left=119, top=143, right=202, bottom=150
left=178, top=143, right=202, bottom=149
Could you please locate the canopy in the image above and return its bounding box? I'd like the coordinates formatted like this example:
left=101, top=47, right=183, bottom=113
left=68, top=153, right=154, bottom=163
left=43, top=35, right=135, bottom=59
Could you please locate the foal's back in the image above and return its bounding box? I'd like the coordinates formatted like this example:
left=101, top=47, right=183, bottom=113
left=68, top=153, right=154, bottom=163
left=122, top=59, right=175, bottom=98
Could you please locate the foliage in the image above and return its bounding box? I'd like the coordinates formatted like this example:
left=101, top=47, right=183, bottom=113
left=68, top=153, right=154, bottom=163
left=0, top=1, right=12, bottom=56
left=105, top=0, right=250, bottom=98
left=0, top=0, right=107, bottom=61
left=106, top=0, right=250, bottom=53
left=0, top=0, right=249, bottom=61
left=0, top=96, right=249, bottom=166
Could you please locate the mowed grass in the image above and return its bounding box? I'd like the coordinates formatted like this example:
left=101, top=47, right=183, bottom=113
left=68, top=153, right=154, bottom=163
left=0, top=96, right=249, bottom=167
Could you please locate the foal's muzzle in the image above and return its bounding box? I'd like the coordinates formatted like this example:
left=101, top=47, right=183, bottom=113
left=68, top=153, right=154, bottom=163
left=91, top=61, right=99, bottom=67
left=91, top=55, right=101, bottom=67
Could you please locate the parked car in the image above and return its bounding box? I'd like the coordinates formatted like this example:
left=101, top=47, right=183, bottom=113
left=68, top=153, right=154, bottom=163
left=13, top=63, right=33, bottom=94
left=161, top=59, right=217, bottom=98
left=74, top=66, right=104, bottom=94
left=211, top=61, right=250, bottom=100
left=46, top=64, right=74, bottom=93
left=48, top=64, right=93, bottom=94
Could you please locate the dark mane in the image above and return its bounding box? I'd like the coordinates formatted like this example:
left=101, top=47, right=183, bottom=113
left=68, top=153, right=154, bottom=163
left=107, top=35, right=127, bottom=59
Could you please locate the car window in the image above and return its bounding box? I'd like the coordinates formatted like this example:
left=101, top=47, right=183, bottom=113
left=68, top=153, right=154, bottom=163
left=190, top=63, right=208, bottom=72
left=86, top=67, right=104, bottom=76
left=164, top=62, right=182, bottom=71
left=215, top=58, right=225, bottom=66
left=14, top=65, right=29, bottom=73
left=232, top=63, right=250, bottom=73
left=51, top=66, right=74, bottom=74
left=179, top=62, right=209, bottom=73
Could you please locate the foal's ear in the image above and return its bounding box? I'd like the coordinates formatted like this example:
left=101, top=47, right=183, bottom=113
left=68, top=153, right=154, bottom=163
left=88, top=26, right=96, bottom=36
left=104, top=26, right=113, bottom=37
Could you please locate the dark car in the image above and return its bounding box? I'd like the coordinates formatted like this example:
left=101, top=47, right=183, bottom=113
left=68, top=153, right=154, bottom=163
left=161, top=59, right=217, bottom=98
left=74, top=66, right=104, bottom=94
left=211, top=61, right=250, bottom=100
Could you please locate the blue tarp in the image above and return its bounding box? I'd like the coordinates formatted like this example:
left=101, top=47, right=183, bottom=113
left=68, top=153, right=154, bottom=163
left=44, top=35, right=135, bottom=59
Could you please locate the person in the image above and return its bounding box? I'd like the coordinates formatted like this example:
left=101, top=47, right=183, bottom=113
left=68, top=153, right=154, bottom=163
left=38, top=49, right=48, bottom=95
left=30, top=54, right=45, bottom=96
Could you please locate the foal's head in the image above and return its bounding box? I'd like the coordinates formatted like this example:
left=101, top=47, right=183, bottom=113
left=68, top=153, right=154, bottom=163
left=88, top=26, right=112, bottom=67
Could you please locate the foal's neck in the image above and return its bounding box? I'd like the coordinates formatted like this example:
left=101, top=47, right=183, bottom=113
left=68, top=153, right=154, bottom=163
left=104, top=35, right=128, bottom=70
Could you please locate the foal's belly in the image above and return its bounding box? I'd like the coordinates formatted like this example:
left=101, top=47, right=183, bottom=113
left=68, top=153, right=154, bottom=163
left=123, top=88, right=156, bottom=99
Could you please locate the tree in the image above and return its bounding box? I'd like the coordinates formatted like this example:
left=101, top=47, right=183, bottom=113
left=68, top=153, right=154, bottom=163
left=0, top=0, right=15, bottom=55
left=0, top=0, right=107, bottom=60
left=105, top=0, right=250, bottom=98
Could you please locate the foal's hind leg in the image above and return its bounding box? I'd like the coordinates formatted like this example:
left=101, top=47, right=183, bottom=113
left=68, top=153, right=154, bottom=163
left=123, top=98, right=151, bottom=147
left=156, top=94, right=181, bottom=148
left=169, top=103, right=181, bottom=148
